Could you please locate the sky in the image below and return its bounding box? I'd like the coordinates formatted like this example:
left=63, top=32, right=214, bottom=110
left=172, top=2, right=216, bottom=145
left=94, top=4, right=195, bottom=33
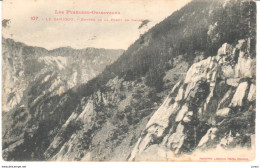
left=2, top=0, right=191, bottom=50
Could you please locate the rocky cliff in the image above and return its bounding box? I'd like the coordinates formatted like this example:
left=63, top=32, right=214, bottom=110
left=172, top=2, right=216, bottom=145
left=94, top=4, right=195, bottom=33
left=2, top=0, right=256, bottom=161
left=2, top=39, right=124, bottom=160
left=128, top=40, right=256, bottom=161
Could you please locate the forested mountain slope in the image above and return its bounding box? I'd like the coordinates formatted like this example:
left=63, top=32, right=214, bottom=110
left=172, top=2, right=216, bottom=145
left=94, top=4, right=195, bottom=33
left=2, top=0, right=256, bottom=161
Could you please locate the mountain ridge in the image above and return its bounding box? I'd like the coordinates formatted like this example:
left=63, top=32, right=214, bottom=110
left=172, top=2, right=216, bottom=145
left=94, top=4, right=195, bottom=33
left=2, top=37, right=124, bottom=112
left=2, top=0, right=256, bottom=161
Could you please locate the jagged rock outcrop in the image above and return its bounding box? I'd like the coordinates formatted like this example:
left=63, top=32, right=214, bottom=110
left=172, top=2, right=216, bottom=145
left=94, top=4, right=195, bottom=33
left=2, top=0, right=255, bottom=161
left=128, top=40, right=255, bottom=161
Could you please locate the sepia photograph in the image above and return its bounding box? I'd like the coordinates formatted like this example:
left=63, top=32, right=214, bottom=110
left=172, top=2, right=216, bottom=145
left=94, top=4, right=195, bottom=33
left=1, top=0, right=257, bottom=164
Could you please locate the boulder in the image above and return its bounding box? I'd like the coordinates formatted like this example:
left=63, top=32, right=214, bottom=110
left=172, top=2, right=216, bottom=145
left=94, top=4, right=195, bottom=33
left=166, top=122, right=185, bottom=155
left=197, top=127, right=218, bottom=148
left=175, top=87, right=184, bottom=101
left=175, top=104, right=189, bottom=122
left=216, top=108, right=231, bottom=117
left=217, top=43, right=233, bottom=56
left=184, top=57, right=218, bottom=84
left=229, top=81, right=249, bottom=107
left=235, top=51, right=255, bottom=78
left=226, top=78, right=240, bottom=87
left=221, top=65, right=235, bottom=78
left=247, top=84, right=256, bottom=102
left=78, top=101, right=94, bottom=124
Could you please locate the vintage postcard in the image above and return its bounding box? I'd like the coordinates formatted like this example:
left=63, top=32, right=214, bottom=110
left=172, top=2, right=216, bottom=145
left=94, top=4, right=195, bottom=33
left=1, top=0, right=256, bottom=162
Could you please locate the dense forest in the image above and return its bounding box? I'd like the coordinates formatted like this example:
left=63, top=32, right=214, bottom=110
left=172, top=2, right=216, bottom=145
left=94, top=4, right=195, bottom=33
left=78, top=0, right=256, bottom=96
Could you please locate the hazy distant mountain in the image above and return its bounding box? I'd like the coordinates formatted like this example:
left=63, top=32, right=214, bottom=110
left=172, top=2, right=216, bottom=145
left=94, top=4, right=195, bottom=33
left=2, top=38, right=123, bottom=111
left=2, top=0, right=256, bottom=161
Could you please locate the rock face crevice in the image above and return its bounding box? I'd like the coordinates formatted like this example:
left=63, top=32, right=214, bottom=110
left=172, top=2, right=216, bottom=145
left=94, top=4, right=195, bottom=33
left=128, top=40, right=255, bottom=161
